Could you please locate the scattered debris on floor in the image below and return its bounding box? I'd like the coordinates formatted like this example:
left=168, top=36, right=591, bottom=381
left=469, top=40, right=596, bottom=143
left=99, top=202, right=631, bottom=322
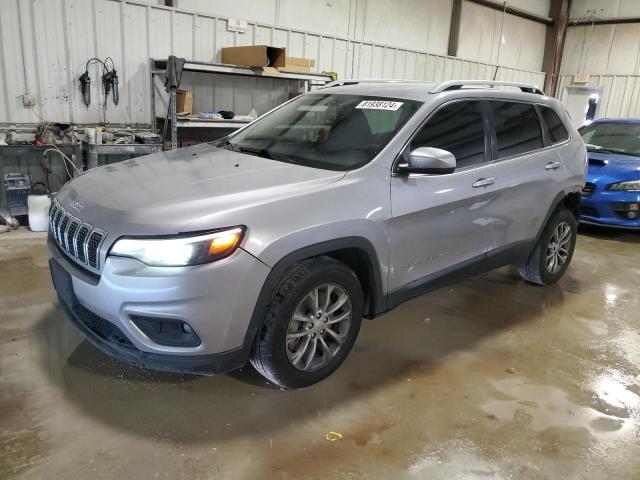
left=325, top=432, right=343, bottom=442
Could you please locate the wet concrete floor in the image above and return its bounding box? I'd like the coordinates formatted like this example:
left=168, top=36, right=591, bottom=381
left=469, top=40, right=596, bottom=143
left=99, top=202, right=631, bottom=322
left=1, top=226, right=639, bottom=479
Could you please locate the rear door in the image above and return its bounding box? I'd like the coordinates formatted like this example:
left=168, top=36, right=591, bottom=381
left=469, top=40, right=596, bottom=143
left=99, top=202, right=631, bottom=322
left=388, top=100, right=501, bottom=296
left=486, top=101, right=568, bottom=255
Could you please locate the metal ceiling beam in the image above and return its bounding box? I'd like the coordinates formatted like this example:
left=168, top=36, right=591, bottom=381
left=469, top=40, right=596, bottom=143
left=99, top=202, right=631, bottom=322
left=569, top=17, right=640, bottom=26
left=465, top=0, right=553, bottom=25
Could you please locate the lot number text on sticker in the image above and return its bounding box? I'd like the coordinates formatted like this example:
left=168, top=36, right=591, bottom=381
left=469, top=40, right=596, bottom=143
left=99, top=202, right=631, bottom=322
left=355, top=100, right=404, bottom=111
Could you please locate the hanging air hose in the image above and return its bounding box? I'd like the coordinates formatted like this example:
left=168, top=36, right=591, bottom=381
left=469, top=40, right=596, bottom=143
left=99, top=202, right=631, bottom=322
left=41, top=148, right=82, bottom=192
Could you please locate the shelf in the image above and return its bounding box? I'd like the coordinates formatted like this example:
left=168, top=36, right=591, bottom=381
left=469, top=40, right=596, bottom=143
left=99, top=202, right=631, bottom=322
left=175, top=117, right=252, bottom=129
left=152, top=59, right=332, bottom=84
left=0, top=144, right=80, bottom=155
left=81, top=142, right=162, bottom=155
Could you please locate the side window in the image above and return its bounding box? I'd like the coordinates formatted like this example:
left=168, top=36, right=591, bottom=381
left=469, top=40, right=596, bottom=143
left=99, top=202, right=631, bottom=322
left=490, top=101, right=543, bottom=159
left=540, top=106, right=569, bottom=143
left=411, top=101, right=486, bottom=169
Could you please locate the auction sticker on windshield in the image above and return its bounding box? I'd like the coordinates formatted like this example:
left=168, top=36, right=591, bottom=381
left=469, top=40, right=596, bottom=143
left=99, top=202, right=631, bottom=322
left=355, top=100, right=404, bottom=111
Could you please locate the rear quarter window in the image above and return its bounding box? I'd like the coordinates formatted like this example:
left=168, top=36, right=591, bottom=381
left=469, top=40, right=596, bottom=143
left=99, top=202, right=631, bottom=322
left=540, top=106, right=569, bottom=143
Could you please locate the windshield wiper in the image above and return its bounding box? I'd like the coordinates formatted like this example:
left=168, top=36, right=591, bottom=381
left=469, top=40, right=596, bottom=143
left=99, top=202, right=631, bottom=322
left=237, top=145, right=270, bottom=158
left=267, top=150, right=300, bottom=164
left=237, top=146, right=300, bottom=164
left=218, top=138, right=236, bottom=151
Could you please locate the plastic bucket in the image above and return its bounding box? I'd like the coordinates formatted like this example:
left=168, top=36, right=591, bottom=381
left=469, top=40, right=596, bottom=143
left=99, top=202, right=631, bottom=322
left=28, top=194, right=51, bottom=232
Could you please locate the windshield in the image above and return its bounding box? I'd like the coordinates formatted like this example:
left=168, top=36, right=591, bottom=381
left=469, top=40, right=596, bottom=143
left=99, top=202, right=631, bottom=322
left=579, top=122, right=640, bottom=157
left=220, top=93, right=421, bottom=171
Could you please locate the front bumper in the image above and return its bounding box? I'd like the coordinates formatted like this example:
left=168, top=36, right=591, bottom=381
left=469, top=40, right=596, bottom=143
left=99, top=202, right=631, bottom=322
left=48, top=237, right=270, bottom=373
left=579, top=189, right=640, bottom=229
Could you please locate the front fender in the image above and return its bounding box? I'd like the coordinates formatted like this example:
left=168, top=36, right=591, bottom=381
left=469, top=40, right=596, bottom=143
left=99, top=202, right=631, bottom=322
left=232, top=233, right=388, bottom=368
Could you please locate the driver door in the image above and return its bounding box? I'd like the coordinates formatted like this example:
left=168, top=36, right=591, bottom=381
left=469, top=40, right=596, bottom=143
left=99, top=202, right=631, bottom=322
left=388, top=99, right=501, bottom=298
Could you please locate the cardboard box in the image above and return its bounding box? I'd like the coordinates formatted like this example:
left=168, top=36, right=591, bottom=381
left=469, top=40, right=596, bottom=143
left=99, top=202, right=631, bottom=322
left=176, top=90, right=193, bottom=115
left=285, top=56, right=315, bottom=68
left=277, top=56, right=315, bottom=73
left=278, top=65, right=309, bottom=73
left=221, top=45, right=286, bottom=74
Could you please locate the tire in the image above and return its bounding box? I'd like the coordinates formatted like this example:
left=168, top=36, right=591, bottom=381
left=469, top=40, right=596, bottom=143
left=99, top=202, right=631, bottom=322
left=518, top=208, right=577, bottom=286
left=250, top=256, right=363, bottom=389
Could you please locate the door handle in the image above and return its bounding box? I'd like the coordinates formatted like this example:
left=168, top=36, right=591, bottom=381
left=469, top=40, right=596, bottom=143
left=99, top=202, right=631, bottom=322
left=545, top=161, right=562, bottom=170
left=472, top=177, right=496, bottom=188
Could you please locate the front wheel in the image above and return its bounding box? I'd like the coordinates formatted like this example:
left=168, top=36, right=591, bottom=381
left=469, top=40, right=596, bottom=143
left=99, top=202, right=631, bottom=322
left=250, top=256, right=363, bottom=389
left=517, top=208, right=577, bottom=285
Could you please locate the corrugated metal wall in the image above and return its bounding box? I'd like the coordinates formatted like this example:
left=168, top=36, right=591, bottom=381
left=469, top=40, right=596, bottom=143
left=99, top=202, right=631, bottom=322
left=562, top=24, right=640, bottom=76
left=559, top=1, right=640, bottom=120
left=171, top=0, right=551, bottom=66
left=0, top=0, right=546, bottom=127
left=458, top=1, right=547, bottom=72
left=569, top=0, right=640, bottom=19
left=556, top=75, right=640, bottom=119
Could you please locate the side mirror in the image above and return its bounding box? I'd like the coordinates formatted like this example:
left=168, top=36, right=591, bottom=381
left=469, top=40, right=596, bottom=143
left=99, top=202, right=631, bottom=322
left=397, top=147, right=456, bottom=175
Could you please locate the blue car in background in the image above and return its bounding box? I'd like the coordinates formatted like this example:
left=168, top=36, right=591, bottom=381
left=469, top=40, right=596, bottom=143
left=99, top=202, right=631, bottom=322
left=579, top=119, right=640, bottom=229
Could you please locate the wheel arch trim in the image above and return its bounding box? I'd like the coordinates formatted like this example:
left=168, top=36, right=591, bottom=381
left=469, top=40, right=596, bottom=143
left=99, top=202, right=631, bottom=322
left=238, top=237, right=386, bottom=365
left=536, top=190, right=580, bottom=242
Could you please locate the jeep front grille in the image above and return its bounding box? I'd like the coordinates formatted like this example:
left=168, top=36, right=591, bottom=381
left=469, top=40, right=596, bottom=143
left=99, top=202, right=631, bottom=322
left=49, top=199, right=106, bottom=270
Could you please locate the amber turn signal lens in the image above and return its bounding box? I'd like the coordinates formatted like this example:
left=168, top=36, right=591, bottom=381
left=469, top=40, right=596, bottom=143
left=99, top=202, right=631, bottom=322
left=208, top=230, right=241, bottom=256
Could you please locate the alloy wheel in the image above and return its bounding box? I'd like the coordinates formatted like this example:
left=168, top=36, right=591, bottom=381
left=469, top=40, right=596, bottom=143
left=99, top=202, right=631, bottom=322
left=286, top=283, right=352, bottom=371
left=546, top=221, right=572, bottom=274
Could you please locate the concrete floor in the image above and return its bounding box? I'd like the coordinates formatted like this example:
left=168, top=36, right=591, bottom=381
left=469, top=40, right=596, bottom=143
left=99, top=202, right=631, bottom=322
left=1, top=227, right=639, bottom=480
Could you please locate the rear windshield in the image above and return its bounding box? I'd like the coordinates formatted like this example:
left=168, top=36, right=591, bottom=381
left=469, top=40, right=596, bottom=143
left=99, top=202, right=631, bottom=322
left=580, top=122, right=640, bottom=157
left=221, top=93, right=421, bottom=171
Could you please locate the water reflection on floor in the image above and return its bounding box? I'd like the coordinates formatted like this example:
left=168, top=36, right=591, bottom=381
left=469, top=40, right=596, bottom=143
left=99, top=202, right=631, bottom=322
left=1, top=226, right=639, bottom=479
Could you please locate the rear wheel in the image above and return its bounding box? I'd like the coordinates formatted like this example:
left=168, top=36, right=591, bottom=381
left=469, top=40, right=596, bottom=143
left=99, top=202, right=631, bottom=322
left=250, top=256, right=363, bottom=389
left=518, top=208, right=577, bottom=285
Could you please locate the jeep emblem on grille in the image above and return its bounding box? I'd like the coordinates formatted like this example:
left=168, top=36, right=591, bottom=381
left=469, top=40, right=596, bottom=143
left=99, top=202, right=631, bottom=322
left=70, top=200, right=85, bottom=212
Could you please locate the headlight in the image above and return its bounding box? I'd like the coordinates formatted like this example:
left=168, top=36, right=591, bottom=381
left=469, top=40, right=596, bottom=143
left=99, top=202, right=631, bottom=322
left=608, top=180, right=640, bottom=192
left=109, top=227, right=244, bottom=266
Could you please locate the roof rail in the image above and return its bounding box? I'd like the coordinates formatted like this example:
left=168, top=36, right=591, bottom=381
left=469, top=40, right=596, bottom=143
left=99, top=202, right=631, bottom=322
left=319, top=79, right=432, bottom=89
left=430, top=80, right=544, bottom=95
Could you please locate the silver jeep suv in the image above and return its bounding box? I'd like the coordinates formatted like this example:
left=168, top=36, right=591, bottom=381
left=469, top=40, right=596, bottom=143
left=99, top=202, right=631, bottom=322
left=48, top=80, right=586, bottom=388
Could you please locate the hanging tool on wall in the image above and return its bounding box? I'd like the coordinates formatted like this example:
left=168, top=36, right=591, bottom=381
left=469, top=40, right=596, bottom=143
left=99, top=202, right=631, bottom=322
left=79, top=70, right=91, bottom=106
left=79, top=57, right=120, bottom=107
left=102, top=57, right=119, bottom=106
left=163, top=55, right=185, bottom=150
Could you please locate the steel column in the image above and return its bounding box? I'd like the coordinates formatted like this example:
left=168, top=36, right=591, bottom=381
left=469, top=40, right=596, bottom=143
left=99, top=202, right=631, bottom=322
left=542, top=0, right=571, bottom=96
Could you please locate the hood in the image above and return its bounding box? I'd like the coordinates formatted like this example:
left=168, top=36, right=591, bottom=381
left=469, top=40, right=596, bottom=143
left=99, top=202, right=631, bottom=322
left=587, top=151, right=640, bottom=186
left=56, top=143, right=346, bottom=235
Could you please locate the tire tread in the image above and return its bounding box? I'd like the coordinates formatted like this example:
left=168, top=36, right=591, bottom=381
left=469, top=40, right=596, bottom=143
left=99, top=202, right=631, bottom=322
left=517, top=208, right=577, bottom=286
left=250, top=256, right=358, bottom=388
